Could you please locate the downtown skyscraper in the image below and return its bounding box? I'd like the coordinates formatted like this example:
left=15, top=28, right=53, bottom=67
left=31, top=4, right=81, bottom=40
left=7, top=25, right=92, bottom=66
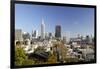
left=55, top=25, right=61, bottom=38
left=32, top=30, right=38, bottom=38
left=41, top=18, right=45, bottom=39
left=15, top=29, right=23, bottom=41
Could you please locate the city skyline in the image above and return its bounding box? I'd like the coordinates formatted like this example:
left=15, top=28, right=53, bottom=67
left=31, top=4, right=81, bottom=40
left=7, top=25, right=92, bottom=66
left=15, top=4, right=94, bottom=38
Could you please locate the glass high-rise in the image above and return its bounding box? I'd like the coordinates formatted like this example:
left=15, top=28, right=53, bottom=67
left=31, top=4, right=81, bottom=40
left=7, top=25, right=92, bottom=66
left=55, top=25, right=61, bottom=38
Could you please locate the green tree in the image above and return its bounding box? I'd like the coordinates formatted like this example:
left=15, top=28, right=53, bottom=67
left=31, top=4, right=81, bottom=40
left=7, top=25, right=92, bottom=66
left=22, top=59, right=34, bottom=65
left=64, top=57, right=79, bottom=63
left=46, top=52, right=57, bottom=64
left=15, top=47, right=26, bottom=66
left=15, top=47, right=34, bottom=66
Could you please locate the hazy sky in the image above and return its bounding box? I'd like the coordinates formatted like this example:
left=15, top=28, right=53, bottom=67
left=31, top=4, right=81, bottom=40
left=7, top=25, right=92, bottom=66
left=15, top=4, right=94, bottom=38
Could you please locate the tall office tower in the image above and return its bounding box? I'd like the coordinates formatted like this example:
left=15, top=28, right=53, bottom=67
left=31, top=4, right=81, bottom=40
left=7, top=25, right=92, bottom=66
left=34, top=30, right=38, bottom=38
left=32, top=29, right=34, bottom=38
left=45, top=32, right=48, bottom=38
left=41, top=18, right=45, bottom=39
left=32, top=30, right=38, bottom=38
left=15, top=29, right=23, bottom=41
left=49, top=32, right=52, bottom=38
left=35, top=30, right=38, bottom=38
left=63, top=36, right=67, bottom=43
left=55, top=25, right=61, bottom=38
